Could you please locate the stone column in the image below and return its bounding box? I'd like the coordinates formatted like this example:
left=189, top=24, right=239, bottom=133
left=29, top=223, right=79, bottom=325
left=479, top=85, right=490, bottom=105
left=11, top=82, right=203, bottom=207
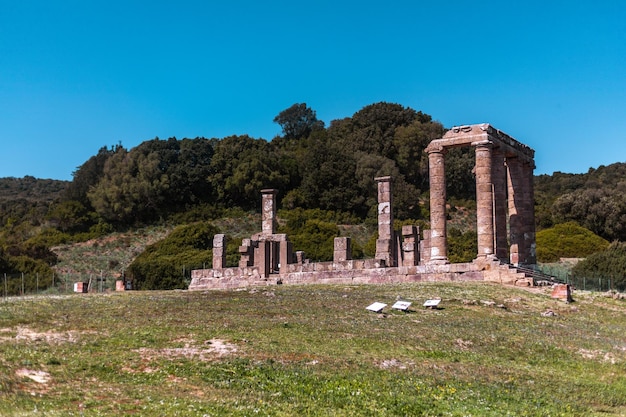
left=492, top=148, right=509, bottom=261
left=212, top=234, right=227, bottom=269
left=427, top=148, right=448, bottom=263
left=521, top=160, right=537, bottom=265
left=507, top=157, right=523, bottom=265
left=278, top=236, right=294, bottom=273
left=256, top=241, right=271, bottom=278
left=474, top=141, right=495, bottom=259
left=375, top=176, right=395, bottom=266
left=261, top=189, right=278, bottom=236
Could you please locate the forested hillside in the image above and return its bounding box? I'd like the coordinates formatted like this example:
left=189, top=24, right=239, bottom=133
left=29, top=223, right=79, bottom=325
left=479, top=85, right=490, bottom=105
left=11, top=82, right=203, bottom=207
left=0, top=102, right=624, bottom=291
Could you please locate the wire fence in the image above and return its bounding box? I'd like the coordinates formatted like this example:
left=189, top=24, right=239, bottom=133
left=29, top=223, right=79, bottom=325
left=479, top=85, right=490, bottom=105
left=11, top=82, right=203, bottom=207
left=3, top=267, right=623, bottom=299
left=537, top=264, right=623, bottom=292
left=1, top=272, right=125, bottom=300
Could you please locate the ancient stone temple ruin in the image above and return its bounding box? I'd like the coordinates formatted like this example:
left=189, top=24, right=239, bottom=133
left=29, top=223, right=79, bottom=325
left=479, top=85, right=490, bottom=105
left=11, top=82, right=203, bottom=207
left=425, top=123, right=536, bottom=266
left=189, top=123, right=537, bottom=291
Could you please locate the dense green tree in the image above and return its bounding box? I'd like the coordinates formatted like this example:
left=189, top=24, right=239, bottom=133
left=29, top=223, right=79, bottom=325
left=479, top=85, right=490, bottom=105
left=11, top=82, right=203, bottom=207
left=46, top=200, right=92, bottom=233
left=552, top=188, right=626, bottom=241
left=393, top=118, right=445, bottom=188
left=329, top=102, right=423, bottom=159
left=297, top=130, right=365, bottom=215
left=273, top=103, right=324, bottom=140
left=208, top=135, right=290, bottom=210
left=88, top=137, right=215, bottom=224
left=65, top=144, right=123, bottom=207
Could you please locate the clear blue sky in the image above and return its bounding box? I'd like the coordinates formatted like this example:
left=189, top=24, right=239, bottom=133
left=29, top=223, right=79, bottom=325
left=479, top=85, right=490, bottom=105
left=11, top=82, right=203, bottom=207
left=1, top=1, right=625, bottom=180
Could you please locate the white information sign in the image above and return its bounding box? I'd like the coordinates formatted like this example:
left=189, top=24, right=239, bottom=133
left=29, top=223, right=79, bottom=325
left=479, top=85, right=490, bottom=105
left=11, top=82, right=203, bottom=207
left=392, top=301, right=412, bottom=311
left=423, top=299, right=441, bottom=308
left=366, top=302, right=387, bottom=313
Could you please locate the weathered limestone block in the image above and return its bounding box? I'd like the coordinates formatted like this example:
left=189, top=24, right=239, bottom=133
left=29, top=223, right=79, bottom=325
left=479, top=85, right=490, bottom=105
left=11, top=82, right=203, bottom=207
left=261, top=189, right=278, bottom=235
left=375, top=176, right=395, bottom=266
left=375, top=239, right=394, bottom=267
left=551, top=284, right=573, bottom=302
left=401, top=225, right=419, bottom=266
left=334, top=237, right=352, bottom=262
left=212, top=234, right=227, bottom=269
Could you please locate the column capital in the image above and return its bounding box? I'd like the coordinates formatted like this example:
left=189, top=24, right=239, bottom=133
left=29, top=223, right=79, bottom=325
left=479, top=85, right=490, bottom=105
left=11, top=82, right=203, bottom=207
left=374, top=175, right=392, bottom=183
left=425, top=143, right=447, bottom=154
left=471, top=139, right=494, bottom=148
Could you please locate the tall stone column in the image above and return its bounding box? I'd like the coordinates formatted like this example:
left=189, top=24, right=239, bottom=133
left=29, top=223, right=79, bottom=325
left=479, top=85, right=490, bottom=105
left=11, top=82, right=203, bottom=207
left=474, top=141, right=495, bottom=259
left=427, top=148, right=448, bottom=263
left=521, top=160, right=537, bottom=265
left=492, top=148, right=509, bottom=261
left=375, top=176, right=395, bottom=266
left=507, top=157, right=523, bottom=265
left=261, top=189, right=278, bottom=235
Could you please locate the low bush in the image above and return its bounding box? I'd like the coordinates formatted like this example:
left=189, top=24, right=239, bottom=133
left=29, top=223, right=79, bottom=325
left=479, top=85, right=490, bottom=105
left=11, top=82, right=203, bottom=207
left=536, top=221, right=609, bottom=262
left=127, top=222, right=219, bottom=290
left=572, top=241, right=626, bottom=290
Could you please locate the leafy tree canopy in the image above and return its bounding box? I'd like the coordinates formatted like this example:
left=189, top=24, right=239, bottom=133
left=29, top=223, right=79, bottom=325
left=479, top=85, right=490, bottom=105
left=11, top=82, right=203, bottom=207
left=273, top=103, right=324, bottom=140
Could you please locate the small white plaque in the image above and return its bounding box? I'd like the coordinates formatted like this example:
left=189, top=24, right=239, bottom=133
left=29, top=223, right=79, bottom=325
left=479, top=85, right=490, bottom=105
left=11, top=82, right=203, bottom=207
left=392, top=301, right=412, bottom=311
left=366, top=302, right=387, bottom=313
left=423, top=299, right=441, bottom=308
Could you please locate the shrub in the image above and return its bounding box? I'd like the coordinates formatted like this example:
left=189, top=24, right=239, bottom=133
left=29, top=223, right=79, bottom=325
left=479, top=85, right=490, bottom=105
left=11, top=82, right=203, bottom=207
left=448, top=228, right=478, bottom=263
left=127, top=222, right=220, bottom=290
left=536, top=221, right=609, bottom=262
left=572, top=242, right=626, bottom=291
left=285, top=219, right=340, bottom=262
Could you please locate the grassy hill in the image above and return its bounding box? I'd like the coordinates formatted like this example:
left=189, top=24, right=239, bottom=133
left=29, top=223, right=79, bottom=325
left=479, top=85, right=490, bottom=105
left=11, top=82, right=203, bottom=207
left=1, top=282, right=625, bottom=416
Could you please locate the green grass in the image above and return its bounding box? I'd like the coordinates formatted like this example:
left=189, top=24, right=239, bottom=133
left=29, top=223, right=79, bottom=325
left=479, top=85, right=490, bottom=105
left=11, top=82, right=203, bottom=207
left=1, top=282, right=626, bottom=416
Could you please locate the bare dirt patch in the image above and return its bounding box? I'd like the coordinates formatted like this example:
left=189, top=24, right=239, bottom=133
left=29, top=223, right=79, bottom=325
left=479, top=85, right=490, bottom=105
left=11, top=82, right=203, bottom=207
left=0, top=326, right=86, bottom=344
left=16, top=369, right=51, bottom=385
left=134, top=338, right=238, bottom=363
